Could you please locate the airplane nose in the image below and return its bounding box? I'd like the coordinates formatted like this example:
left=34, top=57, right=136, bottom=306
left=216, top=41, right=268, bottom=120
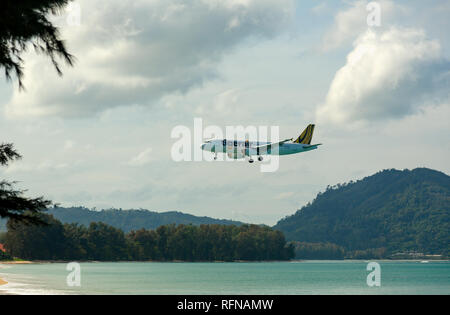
left=201, top=143, right=206, bottom=150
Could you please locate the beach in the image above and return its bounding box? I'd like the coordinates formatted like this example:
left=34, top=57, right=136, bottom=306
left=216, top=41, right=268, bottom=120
left=1, top=261, right=33, bottom=289
left=0, top=262, right=9, bottom=291
left=0, top=261, right=33, bottom=265
left=0, top=261, right=32, bottom=295
left=0, top=272, right=9, bottom=295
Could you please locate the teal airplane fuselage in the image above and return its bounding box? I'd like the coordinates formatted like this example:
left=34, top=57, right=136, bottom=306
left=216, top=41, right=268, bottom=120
left=201, top=140, right=319, bottom=156
left=200, top=124, right=321, bottom=162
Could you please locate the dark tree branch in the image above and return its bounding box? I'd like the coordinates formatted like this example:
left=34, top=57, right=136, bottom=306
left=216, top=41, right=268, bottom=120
left=0, top=181, right=51, bottom=225
left=0, top=0, right=75, bottom=90
left=0, top=143, right=22, bottom=166
left=0, top=144, right=51, bottom=225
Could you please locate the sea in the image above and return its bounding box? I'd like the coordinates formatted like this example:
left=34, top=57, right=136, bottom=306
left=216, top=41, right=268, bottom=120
left=0, top=261, right=449, bottom=295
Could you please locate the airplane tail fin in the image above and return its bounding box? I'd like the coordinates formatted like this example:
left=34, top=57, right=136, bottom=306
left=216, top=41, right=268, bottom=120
left=293, top=124, right=315, bottom=144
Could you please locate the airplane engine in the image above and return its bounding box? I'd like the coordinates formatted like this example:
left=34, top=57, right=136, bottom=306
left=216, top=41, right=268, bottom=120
left=227, top=150, right=245, bottom=160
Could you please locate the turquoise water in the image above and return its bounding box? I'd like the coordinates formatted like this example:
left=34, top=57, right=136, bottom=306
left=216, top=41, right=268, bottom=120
left=1, top=261, right=449, bottom=295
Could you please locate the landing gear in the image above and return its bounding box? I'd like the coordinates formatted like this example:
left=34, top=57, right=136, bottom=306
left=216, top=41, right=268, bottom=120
left=248, top=156, right=262, bottom=163
left=214, top=154, right=217, bottom=160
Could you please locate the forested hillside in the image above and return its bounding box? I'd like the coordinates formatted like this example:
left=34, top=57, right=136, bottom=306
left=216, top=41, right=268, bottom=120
left=275, top=168, right=450, bottom=257
left=45, top=207, right=243, bottom=232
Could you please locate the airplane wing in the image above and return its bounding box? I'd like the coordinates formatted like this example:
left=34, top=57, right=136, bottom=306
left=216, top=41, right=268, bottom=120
left=251, top=138, right=292, bottom=152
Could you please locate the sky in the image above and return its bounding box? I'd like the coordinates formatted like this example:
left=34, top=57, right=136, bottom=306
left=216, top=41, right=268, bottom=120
left=1, top=0, right=449, bottom=225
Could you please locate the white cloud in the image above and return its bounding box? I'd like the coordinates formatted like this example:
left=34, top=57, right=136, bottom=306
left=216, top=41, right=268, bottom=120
left=4, top=160, right=70, bottom=174
left=312, top=2, right=328, bottom=15
left=322, top=0, right=399, bottom=51
left=5, top=0, right=294, bottom=118
left=63, top=140, right=75, bottom=150
left=316, top=27, right=450, bottom=125
left=275, top=191, right=294, bottom=200
left=128, top=148, right=153, bottom=166
left=195, top=88, right=241, bottom=117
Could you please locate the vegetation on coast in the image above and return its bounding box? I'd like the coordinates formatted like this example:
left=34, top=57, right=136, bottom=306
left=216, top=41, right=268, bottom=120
left=3, top=214, right=294, bottom=262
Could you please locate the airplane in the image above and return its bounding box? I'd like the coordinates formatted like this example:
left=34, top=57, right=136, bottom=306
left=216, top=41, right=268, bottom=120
left=201, top=124, right=321, bottom=163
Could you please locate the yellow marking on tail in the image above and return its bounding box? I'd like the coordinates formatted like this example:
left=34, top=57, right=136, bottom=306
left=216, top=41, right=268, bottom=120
left=294, top=124, right=315, bottom=144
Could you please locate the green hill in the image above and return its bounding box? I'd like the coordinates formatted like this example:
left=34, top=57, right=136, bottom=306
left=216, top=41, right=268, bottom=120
left=43, top=207, right=243, bottom=232
left=274, top=168, right=450, bottom=257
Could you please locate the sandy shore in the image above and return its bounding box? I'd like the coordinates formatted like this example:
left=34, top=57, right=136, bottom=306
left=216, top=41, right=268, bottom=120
left=0, top=261, right=32, bottom=292
left=0, top=260, right=33, bottom=265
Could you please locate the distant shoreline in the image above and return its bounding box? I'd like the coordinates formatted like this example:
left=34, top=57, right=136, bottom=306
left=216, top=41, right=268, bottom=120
left=0, top=260, right=33, bottom=265
left=1, top=259, right=448, bottom=265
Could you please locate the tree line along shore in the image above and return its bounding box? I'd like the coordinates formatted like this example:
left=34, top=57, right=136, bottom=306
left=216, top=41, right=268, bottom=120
left=0, top=214, right=294, bottom=262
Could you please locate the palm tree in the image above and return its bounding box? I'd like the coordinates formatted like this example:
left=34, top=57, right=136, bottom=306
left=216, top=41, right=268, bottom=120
left=0, top=0, right=75, bottom=90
